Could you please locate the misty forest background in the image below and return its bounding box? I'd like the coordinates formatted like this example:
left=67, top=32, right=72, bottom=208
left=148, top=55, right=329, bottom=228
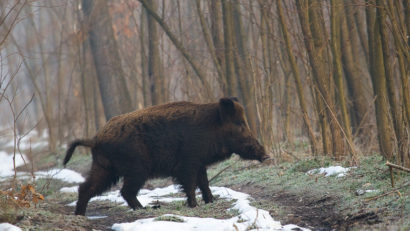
left=0, top=0, right=409, bottom=168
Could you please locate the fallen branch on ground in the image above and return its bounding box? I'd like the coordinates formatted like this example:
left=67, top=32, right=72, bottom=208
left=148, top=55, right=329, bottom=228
left=386, top=161, right=410, bottom=173
left=386, top=161, right=410, bottom=187
left=365, top=182, right=410, bottom=202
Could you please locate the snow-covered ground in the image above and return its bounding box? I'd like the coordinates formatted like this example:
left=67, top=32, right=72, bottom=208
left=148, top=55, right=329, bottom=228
left=307, top=166, right=352, bottom=177
left=64, top=183, right=309, bottom=231
left=0, top=129, right=49, bottom=180
left=35, top=169, right=85, bottom=183
left=0, top=151, right=27, bottom=177
left=107, top=185, right=310, bottom=231
left=0, top=223, right=22, bottom=231
left=60, top=185, right=79, bottom=193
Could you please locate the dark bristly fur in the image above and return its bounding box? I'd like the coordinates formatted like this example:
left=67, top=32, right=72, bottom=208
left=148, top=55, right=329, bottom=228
left=64, top=97, right=269, bottom=215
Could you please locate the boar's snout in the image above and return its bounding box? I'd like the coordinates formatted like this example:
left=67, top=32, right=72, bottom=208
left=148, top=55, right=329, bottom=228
left=237, top=139, right=269, bottom=163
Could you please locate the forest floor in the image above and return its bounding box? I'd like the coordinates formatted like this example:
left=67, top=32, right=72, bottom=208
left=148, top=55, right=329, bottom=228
left=0, top=142, right=409, bottom=231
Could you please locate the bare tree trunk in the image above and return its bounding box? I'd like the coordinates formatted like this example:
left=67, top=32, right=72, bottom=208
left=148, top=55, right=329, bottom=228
left=354, top=0, right=370, bottom=67
left=195, top=0, right=225, bottom=88
left=315, top=89, right=332, bottom=155
left=140, top=7, right=149, bottom=107
left=146, top=0, right=163, bottom=105
left=79, top=47, right=89, bottom=138
left=367, top=1, right=395, bottom=161
left=82, top=0, right=132, bottom=120
left=342, top=1, right=372, bottom=138
left=385, top=0, right=410, bottom=128
left=139, top=0, right=213, bottom=98
left=277, top=0, right=318, bottom=154
left=209, top=0, right=226, bottom=86
left=378, top=0, right=408, bottom=166
left=221, top=0, right=238, bottom=97
left=331, top=0, right=356, bottom=157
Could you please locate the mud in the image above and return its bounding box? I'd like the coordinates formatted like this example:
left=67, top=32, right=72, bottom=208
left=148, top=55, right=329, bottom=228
left=235, top=184, right=383, bottom=231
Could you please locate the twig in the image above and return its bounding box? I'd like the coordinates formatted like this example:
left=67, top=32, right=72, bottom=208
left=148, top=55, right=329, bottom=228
left=209, top=163, right=235, bottom=183
left=365, top=182, right=410, bottom=202
left=386, top=161, right=410, bottom=173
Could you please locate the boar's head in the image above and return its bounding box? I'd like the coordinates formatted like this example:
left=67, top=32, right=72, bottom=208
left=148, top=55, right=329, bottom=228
left=218, top=97, right=269, bottom=162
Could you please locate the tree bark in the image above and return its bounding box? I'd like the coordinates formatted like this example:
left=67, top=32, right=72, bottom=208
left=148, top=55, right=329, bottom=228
left=195, top=0, right=225, bottom=89
left=367, top=2, right=395, bottom=161
left=146, top=0, right=163, bottom=105
left=378, top=0, right=408, bottom=166
left=296, top=0, right=346, bottom=158
left=209, top=0, right=226, bottom=90
left=82, top=0, right=132, bottom=120
left=221, top=0, right=238, bottom=97
left=342, top=1, right=372, bottom=137
left=140, top=7, right=149, bottom=107
left=331, top=0, right=356, bottom=157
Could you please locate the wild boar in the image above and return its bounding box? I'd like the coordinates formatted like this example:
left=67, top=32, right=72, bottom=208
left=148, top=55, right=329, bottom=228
left=63, top=97, right=269, bottom=215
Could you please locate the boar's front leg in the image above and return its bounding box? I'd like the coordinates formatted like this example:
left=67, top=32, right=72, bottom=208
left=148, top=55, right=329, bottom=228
left=197, top=166, right=214, bottom=203
left=177, top=168, right=198, bottom=207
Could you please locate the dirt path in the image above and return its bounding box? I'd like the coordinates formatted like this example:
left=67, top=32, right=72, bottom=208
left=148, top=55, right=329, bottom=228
left=233, top=184, right=382, bottom=231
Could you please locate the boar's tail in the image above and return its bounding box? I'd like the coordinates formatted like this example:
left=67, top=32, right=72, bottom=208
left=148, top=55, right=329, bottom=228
left=63, top=139, right=95, bottom=166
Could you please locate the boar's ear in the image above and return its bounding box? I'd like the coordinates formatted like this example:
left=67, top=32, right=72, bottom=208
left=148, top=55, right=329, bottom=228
left=229, top=97, right=239, bottom=102
left=219, top=97, right=236, bottom=122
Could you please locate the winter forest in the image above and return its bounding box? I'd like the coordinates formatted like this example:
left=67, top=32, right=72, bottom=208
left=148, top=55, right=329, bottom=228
left=0, top=0, right=409, bottom=230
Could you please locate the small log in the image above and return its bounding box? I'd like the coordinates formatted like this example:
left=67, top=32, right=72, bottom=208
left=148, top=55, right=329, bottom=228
left=386, top=161, right=410, bottom=173
left=365, top=182, right=410, bottom=202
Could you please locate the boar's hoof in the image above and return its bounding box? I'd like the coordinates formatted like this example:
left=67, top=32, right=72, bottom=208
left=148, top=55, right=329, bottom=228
left=260, top=155, right=270, bottom=162
left=187, top=200, right=198, bottom=208
left=203, top=194, right=214, bottom=204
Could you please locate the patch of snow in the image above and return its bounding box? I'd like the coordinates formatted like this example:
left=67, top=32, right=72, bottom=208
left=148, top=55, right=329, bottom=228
left=282, top=224, right=307, bottom=231
left=365, top=190, right=377, bottom=193
left=70, top=185, right=186, bottom=207
left=67, top=200, right=77, bottom=207
left=87, top=215, right=108, bottom=220
left=35, top=169, right=85, bottom=183
left=106, top=185, right=310, bottom=231
left=60, top=185, right=79, bottom=193
left=0, top=223, right=22, bottom=231
left=307, top=166, right=351, bottom=177
left=356, top=189, right=378, bottom=196
left=0, top=151, right=27, bottom=177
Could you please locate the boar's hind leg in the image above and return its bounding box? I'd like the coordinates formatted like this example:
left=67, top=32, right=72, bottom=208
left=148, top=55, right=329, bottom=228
left=120, top=176, right=145, bottom=209
left=75, top=164, right=116, bottom=215
left=197, top=167, right=214, bottom=203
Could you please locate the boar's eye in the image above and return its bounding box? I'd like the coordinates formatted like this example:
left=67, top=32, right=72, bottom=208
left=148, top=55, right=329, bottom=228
left=234, top=121, right=243, bottom=126
left=234, top=121, right=247, bottom=132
